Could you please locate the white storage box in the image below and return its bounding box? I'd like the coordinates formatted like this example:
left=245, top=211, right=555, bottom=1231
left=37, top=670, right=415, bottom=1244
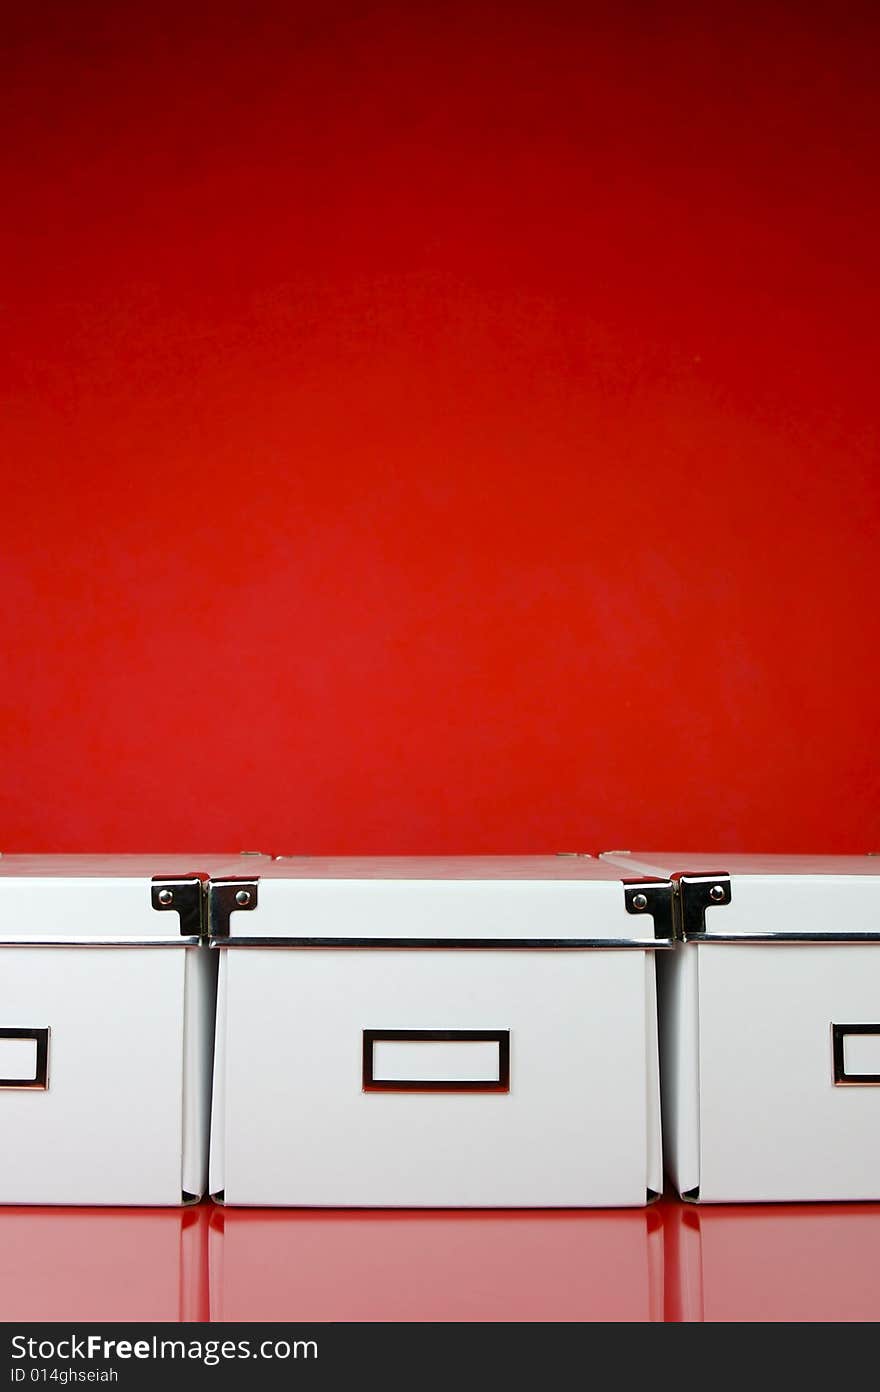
left=208, top=856, right=672, bottom=1207
left=601, top=852, right=880, bottom=1203
left=0, top=854, right=268, bottom=1205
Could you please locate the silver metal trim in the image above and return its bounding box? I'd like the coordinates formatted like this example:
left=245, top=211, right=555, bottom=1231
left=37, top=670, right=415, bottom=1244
left=0, top=937, right=204, bottom=948
left=0, top=1027, right=50, bottom=1089
left=682, top=933, right=880, bottom=945
left=209, top=935, right=675, bottom=950
left=363, top=1029, right=510, bottom=1092
left=832, top=1023, right=880, bottom=1085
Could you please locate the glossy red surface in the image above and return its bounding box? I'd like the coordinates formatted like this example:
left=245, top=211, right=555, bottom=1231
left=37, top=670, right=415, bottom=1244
left=2, top=2, right=880, bottom=856
left=209, top=1207, right=665, bottom=1322
left=3, top=1199, right=880, bottom=1322
left=0, top=1207, right=208, bottom=1323
left=667, top=1202, right=880, bottom=1323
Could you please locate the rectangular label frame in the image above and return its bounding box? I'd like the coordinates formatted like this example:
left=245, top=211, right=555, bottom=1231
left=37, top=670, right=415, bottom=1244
left=832, top=1023, right=880, bottom=1085
left=0, top=1027, right=50, bottom=1090
left=362, top=1029, right=510, bottom=1092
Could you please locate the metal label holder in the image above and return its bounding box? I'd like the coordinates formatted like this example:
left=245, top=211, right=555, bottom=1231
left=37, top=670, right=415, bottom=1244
left=362, top=1029, right=511, bottom=1093
left=832, top=1023, right=880, bottom=1085
left=0, top=1027, right=50, bottom=1090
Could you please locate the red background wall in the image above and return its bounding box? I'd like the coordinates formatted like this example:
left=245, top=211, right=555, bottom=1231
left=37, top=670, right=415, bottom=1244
left=2, top=1, right=878, bottom=854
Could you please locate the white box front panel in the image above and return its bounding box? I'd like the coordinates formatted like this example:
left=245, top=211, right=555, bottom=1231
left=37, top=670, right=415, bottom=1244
left=698, top=944, right=880, bottom=1201
left=0, top=948, right=187, bottom=1204
left=215, top=948, right=657, bottom=1207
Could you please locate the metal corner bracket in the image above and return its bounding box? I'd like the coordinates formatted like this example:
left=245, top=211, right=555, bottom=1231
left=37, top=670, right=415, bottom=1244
left=151, top=874, right=208, bottom=938
left=623, top=878, right=676, bottom=943
left=208, top=878, right=259, bottom=939
left=672, top=873, right=732, bottom=941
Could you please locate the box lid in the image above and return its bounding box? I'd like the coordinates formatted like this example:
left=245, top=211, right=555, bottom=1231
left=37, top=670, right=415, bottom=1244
left=600, top=852, right=880, bottom=942
left=0, top=855, right=272, bottom=943
left=210, top=855, right=675, bottom=947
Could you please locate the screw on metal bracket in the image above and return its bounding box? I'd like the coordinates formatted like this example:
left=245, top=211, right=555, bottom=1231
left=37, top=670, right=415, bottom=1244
left=673, top=873, right=732, bottom=940
left=151, top=875, right=208, bottom=937
left=623, top=879, right=676, bottom=941
left=208, top=878, right=259, bottom=938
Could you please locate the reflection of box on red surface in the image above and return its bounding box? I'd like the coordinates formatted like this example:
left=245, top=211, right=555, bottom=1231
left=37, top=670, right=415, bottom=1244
left=0, top=855, right=262, bottom=1205
left=208, top=1206, right=665, bottom=1322
left=602, top=853, right=880, bottom=1202
left=209, top=857, right=670, bottom=1207
left=667, top=1203, right=880, bottom=1322
left=0, top=1206, right=209, bottom=1321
